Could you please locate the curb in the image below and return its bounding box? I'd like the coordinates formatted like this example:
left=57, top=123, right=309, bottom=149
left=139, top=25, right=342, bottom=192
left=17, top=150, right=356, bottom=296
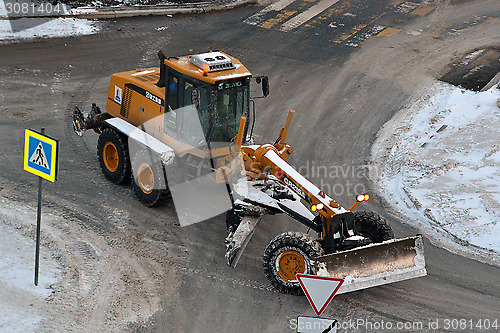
left=0, top=0, right=257, bottom=20
left=480, top=72, right=500, bottom=92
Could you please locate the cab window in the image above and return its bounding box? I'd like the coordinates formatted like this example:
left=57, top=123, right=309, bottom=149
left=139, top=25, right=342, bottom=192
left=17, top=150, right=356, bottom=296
left=167, top=75, right=179, bottom=112
left=182, top=81, right=211, bottom=146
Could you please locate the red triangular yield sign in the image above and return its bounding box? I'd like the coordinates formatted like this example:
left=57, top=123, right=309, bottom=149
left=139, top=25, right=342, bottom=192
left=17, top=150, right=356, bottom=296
left=296, top=274, right=344, bottom=316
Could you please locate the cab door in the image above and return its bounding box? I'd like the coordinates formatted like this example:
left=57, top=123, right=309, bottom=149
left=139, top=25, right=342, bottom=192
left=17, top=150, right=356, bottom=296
left=164, top=71, right=211, bottom=147
left=164, top=73, right=180, bottom=139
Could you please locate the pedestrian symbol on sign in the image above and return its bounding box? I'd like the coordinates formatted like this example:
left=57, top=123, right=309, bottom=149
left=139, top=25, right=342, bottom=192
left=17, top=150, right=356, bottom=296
left=29, top=142, right=49, bottom=169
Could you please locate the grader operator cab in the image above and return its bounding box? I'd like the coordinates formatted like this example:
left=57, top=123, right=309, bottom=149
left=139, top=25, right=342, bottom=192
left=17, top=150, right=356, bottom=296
left=111, top=50, right=267, bottom=147
left=73, top=50, right=426, bottom=295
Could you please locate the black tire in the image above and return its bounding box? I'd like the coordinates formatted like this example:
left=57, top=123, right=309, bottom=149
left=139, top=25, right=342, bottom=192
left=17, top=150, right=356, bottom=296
left=354, top=211, right=394, bottom=243
left=97, top=128, right=130, bottom=184
left=131, top=149, right=170, bottom=207
left=263, top=231, right=324, bottom=295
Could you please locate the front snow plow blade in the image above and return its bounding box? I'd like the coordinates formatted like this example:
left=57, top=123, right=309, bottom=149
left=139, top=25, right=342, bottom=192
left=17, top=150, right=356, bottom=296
left=316, top=235, right=426, bottom=294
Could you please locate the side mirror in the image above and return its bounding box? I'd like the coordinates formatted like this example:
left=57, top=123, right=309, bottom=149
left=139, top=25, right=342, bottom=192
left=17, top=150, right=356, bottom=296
left=191, top=89, right=201, bottom=108
left=261, top=76, right=269, bottom=97
left=256, top=76, right=270, bottom=98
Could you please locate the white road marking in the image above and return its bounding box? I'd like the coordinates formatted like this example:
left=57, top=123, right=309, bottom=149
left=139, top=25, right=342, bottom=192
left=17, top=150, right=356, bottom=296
left=397, top=1, right=419, bottom=13
left=244, top=0, right=297, bottom=25
left=279, top=0, right=341, bottom=32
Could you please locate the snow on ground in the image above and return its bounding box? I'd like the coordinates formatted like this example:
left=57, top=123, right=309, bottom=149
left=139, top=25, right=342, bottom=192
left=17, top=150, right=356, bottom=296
left=0, top=17, right=99, bottom=41
left=371, top=82, right=500, bottom=266
left=0, top=199, right=62, bottom=332
left=0, top=0, right=99, bottom=41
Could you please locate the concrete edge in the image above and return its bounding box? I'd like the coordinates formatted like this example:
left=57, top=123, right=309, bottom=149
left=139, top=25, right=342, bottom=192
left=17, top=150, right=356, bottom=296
left=0, top=0, right=257, bottom=20
left=480, top=71, right=500, bottom=92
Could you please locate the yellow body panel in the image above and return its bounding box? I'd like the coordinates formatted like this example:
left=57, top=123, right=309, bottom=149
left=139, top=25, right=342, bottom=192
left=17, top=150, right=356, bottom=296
left=106, top=67, right=163, bottom=123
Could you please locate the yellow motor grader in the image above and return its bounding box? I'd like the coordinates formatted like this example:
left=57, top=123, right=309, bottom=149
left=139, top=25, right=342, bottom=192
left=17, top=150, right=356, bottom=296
left=73, top=50, right=426, bottom=294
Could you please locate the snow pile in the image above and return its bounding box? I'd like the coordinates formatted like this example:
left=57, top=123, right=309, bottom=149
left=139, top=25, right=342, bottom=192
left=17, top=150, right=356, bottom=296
left=371, top=82, right=500, bottom=265
left=0, top=0, right=99, bottom=41
left=0, top=17, right=99, bottom=40
left=0, top=201, right=61, bottom=332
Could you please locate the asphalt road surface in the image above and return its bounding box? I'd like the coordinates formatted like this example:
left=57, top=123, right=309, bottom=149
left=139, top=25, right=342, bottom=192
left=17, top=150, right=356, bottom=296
left=0, top=0, right=499, bottom=331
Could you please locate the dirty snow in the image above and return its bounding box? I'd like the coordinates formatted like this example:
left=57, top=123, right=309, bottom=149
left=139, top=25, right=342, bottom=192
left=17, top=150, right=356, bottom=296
left=371, top=82, right=500, bottom=265
left=0, top=17, right=99, bottom=40
left=0, top=200, right=61, bottom=332
left=0, top=0, right=99, bottom=41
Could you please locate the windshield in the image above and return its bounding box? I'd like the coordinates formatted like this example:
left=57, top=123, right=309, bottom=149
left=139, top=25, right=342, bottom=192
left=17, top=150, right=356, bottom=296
left=210, top=79, right=250, bottom=143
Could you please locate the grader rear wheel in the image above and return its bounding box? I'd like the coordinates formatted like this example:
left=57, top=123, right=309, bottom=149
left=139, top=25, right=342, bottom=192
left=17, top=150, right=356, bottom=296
left=137, top=162, right=155, bottom=194
left=263, top=231, right=324, bottom=295
left=131, top=150, right=170, bottom=207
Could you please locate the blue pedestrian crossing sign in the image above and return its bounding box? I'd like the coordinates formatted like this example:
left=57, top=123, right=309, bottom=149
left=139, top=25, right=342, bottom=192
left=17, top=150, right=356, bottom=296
left=24, top=129, right=59, bottom=182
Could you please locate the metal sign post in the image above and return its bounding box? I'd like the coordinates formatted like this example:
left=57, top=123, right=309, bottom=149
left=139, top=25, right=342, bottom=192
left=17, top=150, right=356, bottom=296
left=23, top=128, right=59, bottom=286
left=295, top=274, right=344, bottom=333
left=34, top=163, right=43, bottom=286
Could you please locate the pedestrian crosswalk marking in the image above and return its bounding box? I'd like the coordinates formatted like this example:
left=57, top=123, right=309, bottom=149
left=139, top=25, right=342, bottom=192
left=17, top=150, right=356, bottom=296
left=279, top=0, right=341, bottom=32
left=244, top=0, right=419, bottom=47
left=331, top=10, right=387, bottom=44
left=411, top=4, right=435, bottom=16
left=303, top=0, right=361, bottom=29
left=244, top=0, right=297, bottom=25
left=29, top=142, right=49, bottom=170
left=260, top=10, right=297, bottom=29
left=377, top=27, right=401, bottom=36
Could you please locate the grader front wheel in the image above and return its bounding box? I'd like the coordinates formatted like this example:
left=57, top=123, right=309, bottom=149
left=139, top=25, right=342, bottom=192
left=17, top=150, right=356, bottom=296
left=354, top=211, right=394, bottom=243
left=97, top=128, right=131, bottom=184
left=263, top=231, right=324, bottom=295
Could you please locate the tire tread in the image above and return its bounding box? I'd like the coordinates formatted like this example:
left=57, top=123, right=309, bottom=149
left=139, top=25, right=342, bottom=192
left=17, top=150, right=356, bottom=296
left=263, top=231, right=324, bottom=295
left=131, top=150, right=170, bottom=207
left=97, top=128, right=131, bottom=184
left=354, top=211, right=394, bottom=242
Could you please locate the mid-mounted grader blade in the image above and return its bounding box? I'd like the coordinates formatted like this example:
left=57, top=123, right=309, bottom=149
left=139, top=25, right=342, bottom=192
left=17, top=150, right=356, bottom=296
left=316, top=235, right=426, bottom=294
left=225, top=215, right=263, bottom=268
